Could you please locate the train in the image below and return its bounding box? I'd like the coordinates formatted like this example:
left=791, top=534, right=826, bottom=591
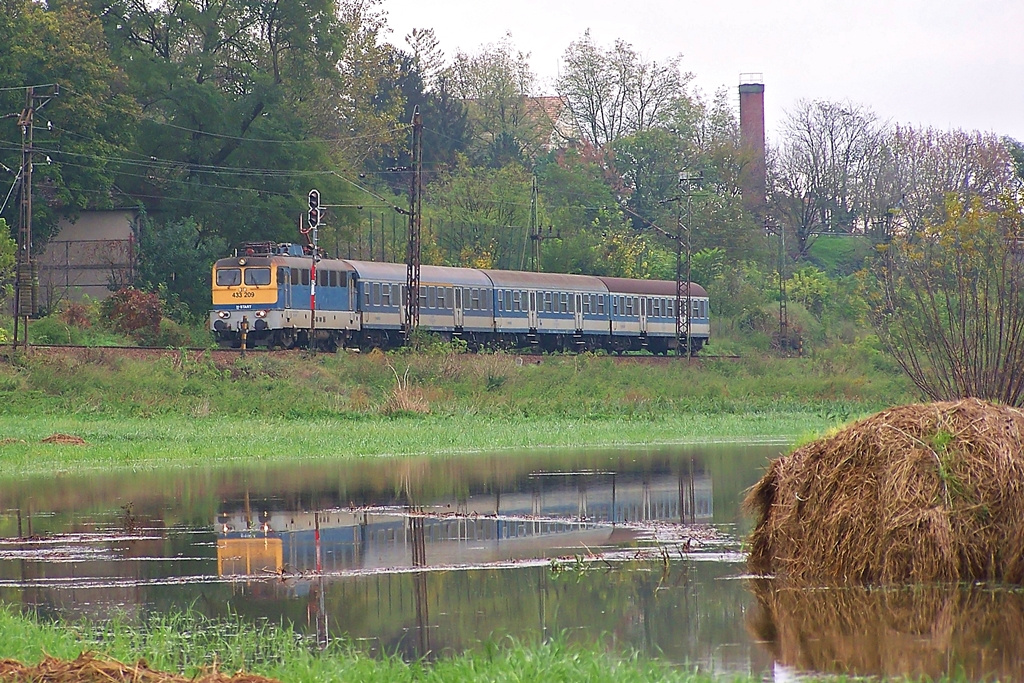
left=209, top=242, right=709, bottom=354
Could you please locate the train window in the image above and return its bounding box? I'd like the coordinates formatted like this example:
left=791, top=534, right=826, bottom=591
left=612, top=296, right=618, bottom=315
left=382, top=283, right=392, bottom=307
left=667, top=299, right=674, bottom=318
left=557, top=293, right=566, bottom=313
left=317, top=270, right=327, bottom=287
left=329, top=271, right=338, bottom=288
left=625, top=297, right=634, bottom=316
left=503, top=290, right=511, bottom=312
left=373, top=282, right=381, bottom=306
left=597, top=295, right=605, bottom=315
left=244, top=268, right=271, bottom=286
left=543, top=292, right=552, bottom=312
left=276, top=267, right=285, bottom=286
left=217, top=268, right=241, bottom=287
left=420, top=288, right=428, bottom=307
left=291, top=269, right=300, bottom=286
left=364, top=286, right=371, bottom=307
left=301, top=269, right=310, bottom=286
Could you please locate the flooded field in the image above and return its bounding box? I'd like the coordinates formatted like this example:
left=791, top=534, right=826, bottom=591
left=0, top=444, right=1019, bottom=680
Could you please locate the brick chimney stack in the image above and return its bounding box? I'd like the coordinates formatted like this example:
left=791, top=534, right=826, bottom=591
left=739, top=74, right=766, bottom=217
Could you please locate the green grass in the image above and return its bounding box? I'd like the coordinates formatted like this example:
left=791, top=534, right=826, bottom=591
left=0, top=345, right=917, bottom=477
left=0, top=606, right=737, bottom=683
left=0, top=412, right=830, bottom=477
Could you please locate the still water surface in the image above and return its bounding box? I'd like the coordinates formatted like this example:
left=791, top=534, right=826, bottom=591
left=0, top=444, right=1018, bottom=680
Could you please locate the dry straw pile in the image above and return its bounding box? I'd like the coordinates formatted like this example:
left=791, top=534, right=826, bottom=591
left=0, top=652, right=279, bottom=683
left=746, top=398, right=1024, bottom=584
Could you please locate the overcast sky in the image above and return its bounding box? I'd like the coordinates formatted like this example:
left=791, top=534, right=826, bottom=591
left=379, top=0, right=1024, bottom=144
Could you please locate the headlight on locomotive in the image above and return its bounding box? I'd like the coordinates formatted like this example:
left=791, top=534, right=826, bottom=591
left=217, top=311, right=232, bottom=319
left=254, top=310, right=267, bottom=318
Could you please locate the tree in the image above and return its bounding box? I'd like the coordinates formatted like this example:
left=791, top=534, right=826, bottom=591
left=867, top=195, right=1024, bottom=404
left=424, top=159, right=534, bottom=269
left=0, top=0, right=139, bottom=246
left=369, top=48, right=470, bottom=193
left=0, top=219, right=14, bottom=308
left=135, top=215, right=226, bottom=320
left=866, top=127, right=1020, bottom=241
left=405, top=27, right=445, bottom=92
left=450, top=34, right=542, bottom=166
left=771, top=100, right=884, bottom=258
left=557, top=30, right=693, bottom=147
left=88, top=0, right=394, bottom=246
left=1006, top=137, right=1024, bottom=183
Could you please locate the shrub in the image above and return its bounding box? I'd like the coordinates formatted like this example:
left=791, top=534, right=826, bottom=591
left=100, top=288, right=162, bottom=339
left=58, top=299, right=97, bottom=328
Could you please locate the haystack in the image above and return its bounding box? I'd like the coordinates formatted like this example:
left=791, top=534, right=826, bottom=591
left=745, top=399, right=1024, bottom=584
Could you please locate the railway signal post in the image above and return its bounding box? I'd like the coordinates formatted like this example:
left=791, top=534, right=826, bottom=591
left=304, top=189, right=321, bottom=351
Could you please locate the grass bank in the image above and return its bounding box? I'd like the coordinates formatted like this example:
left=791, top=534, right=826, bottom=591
left=0, top=345, right=916, bottom=476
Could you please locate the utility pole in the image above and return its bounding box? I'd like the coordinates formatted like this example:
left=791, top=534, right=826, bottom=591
left=677, top=172, right=700, bottom=358
left=765, top=216, right=789, bottom=352
left=12, top=85, right=58, bottom=351
left=527, top=177, right=561, bottom=272
left=655, top=171, right=702, bottom=357
left=404, top=107, right=423, bottom=340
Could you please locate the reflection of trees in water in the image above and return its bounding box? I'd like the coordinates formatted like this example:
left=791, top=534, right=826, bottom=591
left=748, top=579, right=1024, bottom=681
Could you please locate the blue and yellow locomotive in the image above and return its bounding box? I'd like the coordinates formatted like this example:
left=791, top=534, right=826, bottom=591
left=210, top=242, right=710, bottom=354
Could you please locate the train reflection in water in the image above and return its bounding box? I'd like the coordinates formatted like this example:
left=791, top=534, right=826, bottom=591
left=216, top=471, right=713, bottom=578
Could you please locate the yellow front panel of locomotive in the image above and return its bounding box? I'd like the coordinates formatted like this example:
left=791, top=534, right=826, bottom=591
left=212, top=266, right=279, bottom=306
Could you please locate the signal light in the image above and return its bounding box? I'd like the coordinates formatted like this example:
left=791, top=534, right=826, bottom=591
left=308, top=189, right=321, bottom=229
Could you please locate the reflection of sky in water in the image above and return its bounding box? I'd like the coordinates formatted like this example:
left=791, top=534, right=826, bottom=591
left=5, top=443, right=1012, bottom=680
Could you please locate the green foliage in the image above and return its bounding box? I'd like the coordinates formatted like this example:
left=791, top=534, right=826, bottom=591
left=0, top=220, right=14, bottom=308
left=91, top=0, right=382, bottom=246
left=425, top=160, right=534, bottom=268
left=28, top=313, right=130, bottom=346
left=99, top=288, right=162, bottom=339
left=786, top=265, right=833, bottom=318
left=0, top=1, right=140, bottom=243
left=135, top=215, right=226, bottom=321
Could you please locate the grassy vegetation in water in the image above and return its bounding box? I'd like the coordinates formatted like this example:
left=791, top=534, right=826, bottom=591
left=0, top=607, right=736, bottom=683
left=0, top=606, right=985, bottom=683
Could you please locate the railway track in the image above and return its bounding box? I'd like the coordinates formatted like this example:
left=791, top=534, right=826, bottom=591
left=3, top=344, right=742, bottom=363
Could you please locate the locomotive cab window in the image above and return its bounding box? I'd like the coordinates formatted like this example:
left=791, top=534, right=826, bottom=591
left=244, top=268, right=271, bottom=286
left=217, top=268, right=241, bottom=287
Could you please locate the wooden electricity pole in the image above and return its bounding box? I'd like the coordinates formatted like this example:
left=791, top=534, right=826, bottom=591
left=13, top=85, right=58, bottom=350
left=404, top=107, right=423, bottom=340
